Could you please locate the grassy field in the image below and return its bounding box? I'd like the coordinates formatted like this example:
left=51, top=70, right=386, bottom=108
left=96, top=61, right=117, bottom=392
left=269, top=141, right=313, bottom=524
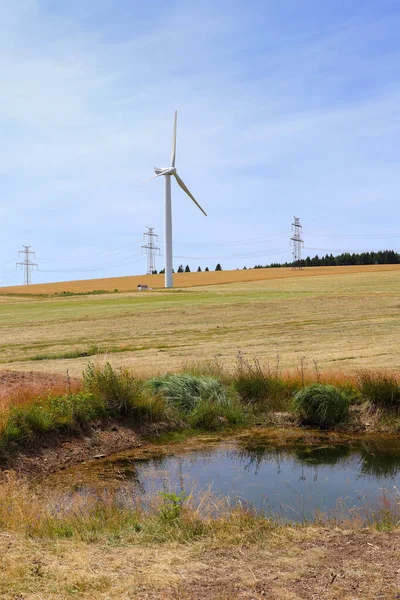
left=0, top=265, right=399, bottom=376
left=0, top=265, right=399, bottom=599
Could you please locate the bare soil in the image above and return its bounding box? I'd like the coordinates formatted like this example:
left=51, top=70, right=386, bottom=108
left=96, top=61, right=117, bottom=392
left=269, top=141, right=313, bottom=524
left=0, top=369, right=71, bottom=398
left=4, top=421, right=145, bottom=478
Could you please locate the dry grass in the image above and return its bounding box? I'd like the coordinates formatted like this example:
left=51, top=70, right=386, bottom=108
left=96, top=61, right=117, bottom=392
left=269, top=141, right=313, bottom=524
left=0, top=266, right=399, bottom=376
left=0, top=473, right=399, bottom=598
left=0, top=371, right=81, bottom=413
left=0, top=528, right=399, bottom=599
left=1, top=263, right=399, bottom=295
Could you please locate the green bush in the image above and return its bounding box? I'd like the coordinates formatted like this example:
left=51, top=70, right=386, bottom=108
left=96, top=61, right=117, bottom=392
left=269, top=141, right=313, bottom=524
left=357, top=370, right=400, bottom=411
left=292, top=384, right=350, bottom=429
left=83, top=362, right=143, bottom=415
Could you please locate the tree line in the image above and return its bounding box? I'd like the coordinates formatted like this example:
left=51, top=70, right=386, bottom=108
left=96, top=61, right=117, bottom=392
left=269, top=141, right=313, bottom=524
left=155, top=264, right=222, bottom=274
left=254, top=249, right=400, bottom=269
left=151, top=249, right=399, bottom=274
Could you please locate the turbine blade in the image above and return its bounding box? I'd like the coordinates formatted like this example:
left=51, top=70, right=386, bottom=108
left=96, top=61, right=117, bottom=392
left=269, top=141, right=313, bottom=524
left=171, top=110, right=177, bottom=167
left=141, top=173, right=163, bottom=184
left=174, top=173, right=207, bottom=216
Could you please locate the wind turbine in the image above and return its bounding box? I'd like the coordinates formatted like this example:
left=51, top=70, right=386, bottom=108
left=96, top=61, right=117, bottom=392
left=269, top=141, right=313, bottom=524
left=143, top=111, right=207, bottom=288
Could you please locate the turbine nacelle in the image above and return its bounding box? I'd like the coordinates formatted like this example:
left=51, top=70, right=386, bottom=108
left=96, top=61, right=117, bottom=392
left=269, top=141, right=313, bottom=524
left=154, top=166, right=176, bottom=176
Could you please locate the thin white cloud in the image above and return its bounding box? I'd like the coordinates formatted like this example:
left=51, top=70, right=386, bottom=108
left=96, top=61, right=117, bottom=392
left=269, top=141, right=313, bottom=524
left=0, top=1, right=399, bottom=285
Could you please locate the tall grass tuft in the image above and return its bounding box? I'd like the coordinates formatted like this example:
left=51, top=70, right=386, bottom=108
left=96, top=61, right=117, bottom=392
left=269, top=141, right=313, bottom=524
left=233, top=352, right=295, bottom=411
left=292, top=384, right=350, bottom=429
left=357, top=370, right=400, bottom=411
left=146, top=373, right=246, bottom=429
left=83, top=362, right=143, bottom=416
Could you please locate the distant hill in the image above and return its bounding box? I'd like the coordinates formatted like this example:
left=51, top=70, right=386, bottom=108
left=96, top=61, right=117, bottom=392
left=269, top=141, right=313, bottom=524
left=1, top=264, right=399, bottom=295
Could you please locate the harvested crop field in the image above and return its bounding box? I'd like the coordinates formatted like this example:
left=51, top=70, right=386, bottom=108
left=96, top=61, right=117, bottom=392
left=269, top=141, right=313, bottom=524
left=0, top=264, right=399, bottom=295
left=0, top=265, right=399, bottom=376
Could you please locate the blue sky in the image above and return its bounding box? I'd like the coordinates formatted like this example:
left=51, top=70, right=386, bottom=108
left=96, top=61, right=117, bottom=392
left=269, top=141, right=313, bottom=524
left=1, top=0, right=399, bottom=285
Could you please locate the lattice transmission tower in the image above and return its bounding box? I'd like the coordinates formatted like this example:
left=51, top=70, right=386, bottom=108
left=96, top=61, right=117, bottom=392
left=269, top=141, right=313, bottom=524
left=290, top=217, right=304, bottom=270
left=141, top=227, right=160, bottom=274
left=16, top=245, right=38, bottom=285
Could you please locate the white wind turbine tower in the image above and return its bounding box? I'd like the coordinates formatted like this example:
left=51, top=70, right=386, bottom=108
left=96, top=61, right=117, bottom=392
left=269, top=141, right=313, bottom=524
left=143, top=111, right=207, bottom=288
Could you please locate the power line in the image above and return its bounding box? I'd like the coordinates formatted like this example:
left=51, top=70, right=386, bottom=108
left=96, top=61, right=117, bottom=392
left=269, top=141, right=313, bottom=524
left=16, top=245, right=38, bottom=285
left=307, top=232, right=400, bottom=239
left=36, top=240, right=143, bottom=262
left=290, top=217, right=304, bottom=270
left=141, top=227, right=160, bottom=274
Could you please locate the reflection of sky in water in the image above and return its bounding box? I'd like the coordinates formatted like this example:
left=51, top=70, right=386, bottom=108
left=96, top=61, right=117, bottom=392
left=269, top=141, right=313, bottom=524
left=124, top=441, right=400, bottom=520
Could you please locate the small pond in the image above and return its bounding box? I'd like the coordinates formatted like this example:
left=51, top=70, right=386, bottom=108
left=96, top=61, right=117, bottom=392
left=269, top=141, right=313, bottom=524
left=53, top=432, right=400, bottom=522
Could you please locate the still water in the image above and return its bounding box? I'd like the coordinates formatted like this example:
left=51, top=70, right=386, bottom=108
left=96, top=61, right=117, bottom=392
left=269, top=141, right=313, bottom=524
left=96, top=435, right=400, bottom=521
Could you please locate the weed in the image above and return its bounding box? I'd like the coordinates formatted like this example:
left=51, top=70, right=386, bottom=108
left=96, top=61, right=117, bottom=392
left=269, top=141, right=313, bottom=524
left=158, top=491, right=187, bottom=522
left=0, top=392, right=105, bottom=453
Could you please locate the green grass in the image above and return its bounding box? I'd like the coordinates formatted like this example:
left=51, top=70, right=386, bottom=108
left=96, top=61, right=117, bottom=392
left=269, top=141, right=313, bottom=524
left=83, top=362, right=144, bottom=416
left=31, top=345, right=101, bottom=361
left=292, top=384, right=351, bottom=429
left=0, top=392, right=106, bottom=453
left=233, top=352, right=296, bottom=411
left=357, top=370, right=400, bottom=411
left=146, top=373, right=248, bottom=429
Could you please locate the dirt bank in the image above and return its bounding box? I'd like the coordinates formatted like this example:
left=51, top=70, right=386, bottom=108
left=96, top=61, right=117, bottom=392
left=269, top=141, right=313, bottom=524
left=1, top=420, right=155, bottom=478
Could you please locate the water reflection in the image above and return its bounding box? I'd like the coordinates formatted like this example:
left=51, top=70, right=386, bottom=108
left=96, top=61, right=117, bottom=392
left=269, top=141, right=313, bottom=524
left=53, top=435, right=400, bottom=522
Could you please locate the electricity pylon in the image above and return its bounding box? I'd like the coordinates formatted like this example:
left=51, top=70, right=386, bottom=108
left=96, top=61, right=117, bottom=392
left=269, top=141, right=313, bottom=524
left=290, top=217, right=304, bottom=270
left=16, top=245, right=38, bottom=285
left=141, top=227, right=160, bottom=274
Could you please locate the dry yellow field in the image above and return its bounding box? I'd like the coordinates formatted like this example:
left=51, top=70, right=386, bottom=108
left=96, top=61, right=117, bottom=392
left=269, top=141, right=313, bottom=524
left=0, top=265, right=399, bottom=377
left=1, top=263, right=399, bottom=294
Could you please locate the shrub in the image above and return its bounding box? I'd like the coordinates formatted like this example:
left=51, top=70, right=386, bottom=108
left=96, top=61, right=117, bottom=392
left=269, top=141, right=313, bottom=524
left=83, top=362, right=143, bottom=416
left=49, top=392, right=106, bottom=426
left=292, top=384, right=350, bottom=429
left=357, top=370, right=400, bottom=411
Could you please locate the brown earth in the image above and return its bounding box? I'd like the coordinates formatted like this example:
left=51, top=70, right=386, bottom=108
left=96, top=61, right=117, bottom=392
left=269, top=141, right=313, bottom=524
left=0, top=370, right=80, bottom=411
